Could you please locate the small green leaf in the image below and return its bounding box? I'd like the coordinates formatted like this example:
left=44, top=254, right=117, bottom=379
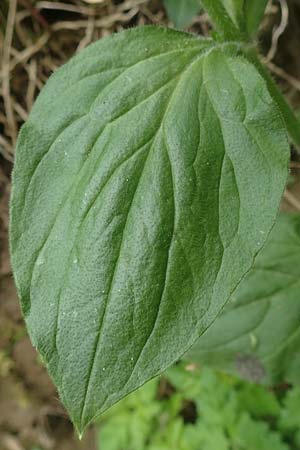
left=200, top=0, right=242, bottom=40
left=163, top=0, right=202, bottom=28
left=10, top=26, right=289, bottom=434
left=244, top=0, right=269, bottom=37
left=204, top=0, right=268, bottom=38
left=221, top=0, right=245, bottom=28
left=223, top=0, right=269, bottom=37
left=188, top=214, right=300, bottom=385
left=279, top=386, right=300, bottom=432
left=236, top=414, right=289, bottom=450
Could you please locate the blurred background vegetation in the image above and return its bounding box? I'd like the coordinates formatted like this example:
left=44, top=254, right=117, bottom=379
left=1, top=1, right=300, bottom=449
left=97, top=363, right=300, bottom=450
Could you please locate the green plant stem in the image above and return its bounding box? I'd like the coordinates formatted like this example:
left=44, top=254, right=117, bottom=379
left=247, top=50, right=300, bottom=149
left=200, top=0, right=243, bottom=41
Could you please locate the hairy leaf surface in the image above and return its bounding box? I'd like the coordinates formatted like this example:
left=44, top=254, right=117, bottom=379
left=188, top=214, right=300, bottom=385
left=10, top=26, right=289, bottom=434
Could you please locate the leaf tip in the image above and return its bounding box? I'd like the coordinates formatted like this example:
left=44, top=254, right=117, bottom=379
left=71, top=414, right=87, bottom=441
left=75, top=423, right=85, bottom=441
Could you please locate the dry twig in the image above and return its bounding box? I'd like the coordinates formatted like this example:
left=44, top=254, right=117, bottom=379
left=266, top=0, right=289, bottom=62
left=284, top=190, right=300, bottom=211
left=9, top=32, right=50, bottom=72
left=265, top=60, right=300, bottom=92
left=36, top=1, right=93, bottom=15
left=1, top=0, right=18, bottom=147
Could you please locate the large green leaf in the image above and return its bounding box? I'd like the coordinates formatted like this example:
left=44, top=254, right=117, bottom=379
left=10, top=26, right=289, bottom=434
left=188, top=214, right=300, bottom=385
left=163, top=0, right=202, bottom=28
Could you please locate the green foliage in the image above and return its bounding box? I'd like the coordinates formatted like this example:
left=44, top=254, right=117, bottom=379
left=200, top=0, right=268, bottom=39
left=221, top=0, right=244, bottom=26
left=279, top=386, right=300, bottom=450
left=163, top=0, right=202, bottom=28
left=10, top=0, right=300, bottom=435
left=200, top=0, right=241, bottom=40
left=162, top=0, right=268, bottom=36
left=220, top=0, right=269, bottom=37
left=188, top=214, right=300, bottom=385
left=10, top=25, right=289, bottom=434
left=243, top=0, right=269, bottom=36
left=98, top=363, right=300, bottom=450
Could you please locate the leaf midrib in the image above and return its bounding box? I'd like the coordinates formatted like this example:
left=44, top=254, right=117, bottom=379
left=79, top=55, right=207, bottom=427
left=24, top=56, right=199, bottom=311
left=19, top=44, right=216, bottom=428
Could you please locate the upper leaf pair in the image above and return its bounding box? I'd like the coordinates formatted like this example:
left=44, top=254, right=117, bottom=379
left=216, top=0, right=269, bottom=37
left=164, top=0, right=268, bottom=37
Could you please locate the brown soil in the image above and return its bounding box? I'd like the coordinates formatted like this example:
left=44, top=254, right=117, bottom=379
left=0, top=1, right=300, bottom=449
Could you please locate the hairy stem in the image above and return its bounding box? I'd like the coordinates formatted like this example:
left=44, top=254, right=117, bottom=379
left=201, top=0, right=242, bottom=41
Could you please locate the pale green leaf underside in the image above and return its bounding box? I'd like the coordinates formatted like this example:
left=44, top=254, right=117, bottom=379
left=188, top=214, right=300, bottom=385
left=10, top=26, right=288, bottom=433
left=163, top=0, right=202, bottom=28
